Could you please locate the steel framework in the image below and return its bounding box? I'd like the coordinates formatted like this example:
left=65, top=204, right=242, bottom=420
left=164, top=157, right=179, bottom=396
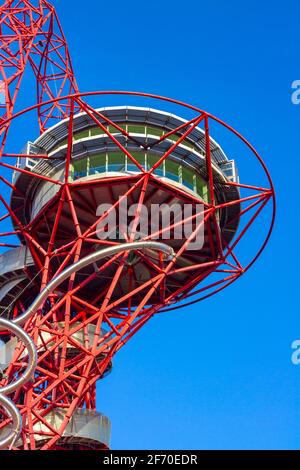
left=0, top=0, right=275, bottom=452
left=0, top=240, right=173, bottom=449
left=0, top=0, right=78, bottom=150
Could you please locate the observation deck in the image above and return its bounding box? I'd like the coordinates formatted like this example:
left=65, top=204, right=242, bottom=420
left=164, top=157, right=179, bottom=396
left=2, top=106, right=240, bottom=314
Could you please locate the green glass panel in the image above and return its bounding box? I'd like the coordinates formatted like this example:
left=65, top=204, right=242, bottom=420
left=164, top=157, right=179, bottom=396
left=182, top=166, right=194, bottom=190
left=90, top=127, right=106, bottom=136
left=166, top=134, right=178, bottom=143
left=197, top=178, right=208, bottom=202
left=147, top=126, right=163, bottom=137
left=147, top=154, right=164, bottom=176
left=73, top=158, right=87, bottom=180
left=165, top=159, right=179, bottom=182
left=127, top=151, right=146, bottom=171
left=128, top=125, right=145, bottom=134
left=89, top=154, right=106, bottom=174
left=73, top=129, right=89, bottom=140
left=107, top=152, right=126, bottom=171
left=108, top=124, right=125, bottom=133
left=165, top=133, right=194, bottom=150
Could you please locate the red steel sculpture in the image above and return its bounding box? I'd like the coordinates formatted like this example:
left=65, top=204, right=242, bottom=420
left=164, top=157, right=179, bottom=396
left=0, top=1, right=275, bottom=450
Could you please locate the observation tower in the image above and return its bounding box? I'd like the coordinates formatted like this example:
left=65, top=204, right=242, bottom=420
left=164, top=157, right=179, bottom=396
left=0, top=1, right=275, bottom=451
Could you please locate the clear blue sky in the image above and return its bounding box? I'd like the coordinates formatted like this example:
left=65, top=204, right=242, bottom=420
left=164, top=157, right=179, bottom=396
left=12, top=0, right=300, bottom=450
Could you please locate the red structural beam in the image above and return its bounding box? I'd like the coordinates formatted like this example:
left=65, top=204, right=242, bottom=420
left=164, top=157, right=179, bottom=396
left=0, top=91, right=275, bottom=451
left=0, top=0, right=78, bottom=151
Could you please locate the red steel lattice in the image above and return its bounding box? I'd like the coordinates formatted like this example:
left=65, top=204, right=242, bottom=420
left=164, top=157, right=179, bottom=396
left=0, top=0, right=275, bottom=452
left=0, top=0, right=78, bottom=151
left=0, top=91, right=275, bottom=449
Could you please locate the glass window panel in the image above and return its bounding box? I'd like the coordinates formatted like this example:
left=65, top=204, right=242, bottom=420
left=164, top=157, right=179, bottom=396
left=73, top=129, right=89, bottom=141
left=182, top=140, right=194, bottom=150
left=197, top=178, right=208, bottom=202
left=166, top=134, right=178, bottom=143
left=127, top=152, right=145, bottom=171
left=107, top=152, right=126, bottom=172
left=182, top=166, right=194, bottom=190
left=89, top=154, right=106, bottom=175
left=108, top=124, right=125, bottom=134
left=147, top=126, right=163, bottom=137
left=128, top=125, right=145, bottom=134
left=165, top=159, right=179, bottom=182
left=147, top=154, right=164, bottom=176
left=73, top=158, right=87, bottom=180
left=90, top=127, right=106, bottom=137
